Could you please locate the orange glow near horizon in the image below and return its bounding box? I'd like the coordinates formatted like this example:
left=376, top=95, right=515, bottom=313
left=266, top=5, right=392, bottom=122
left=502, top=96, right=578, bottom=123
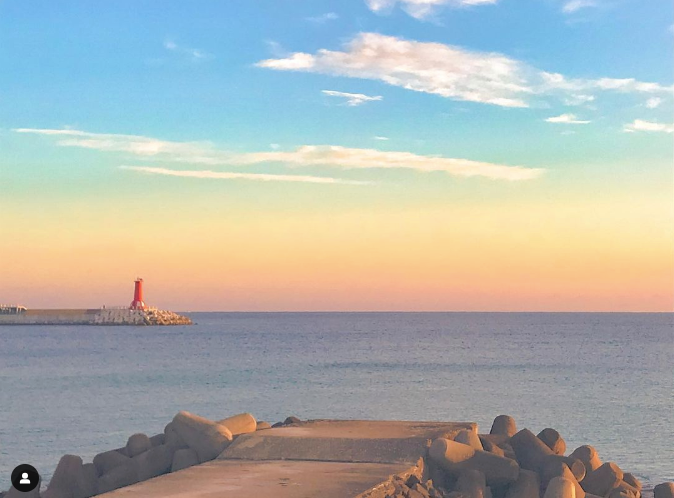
left=2, top=185, right=673, bottom=312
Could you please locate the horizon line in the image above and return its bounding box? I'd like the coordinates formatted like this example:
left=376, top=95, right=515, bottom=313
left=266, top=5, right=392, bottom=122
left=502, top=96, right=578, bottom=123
left=174, top=310, right=674, bottom=314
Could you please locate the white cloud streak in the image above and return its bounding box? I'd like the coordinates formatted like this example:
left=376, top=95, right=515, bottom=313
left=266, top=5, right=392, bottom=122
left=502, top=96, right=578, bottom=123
left=256, top=33, right=672, bottom=109
left=564, top=94, right=595, bottom=106
left=562, top=0, right=596, bottom=14
left=366, top=0, right=498, bottom=19
left=259, top=34, right=531, bottom=108
left=164, top=39, right=211, bottom=61
left=322, top=90, right=383, bottom=106
left=238, top=145, right=544, bottom=180
left=14, top=128, right=543, bottom=181
left=14, top=128, right=232, bottom=165
left=545, top=113, right=591, bottom=124
left=623, top=119, right=674, bottom=134
left=306, top=12, right=339, bottom=23
left=645, top=97, right=662, bottom=109
left=120, top=166, right=371, bottom=185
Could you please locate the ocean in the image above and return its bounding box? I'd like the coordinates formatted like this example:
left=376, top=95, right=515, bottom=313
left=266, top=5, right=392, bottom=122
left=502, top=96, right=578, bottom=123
left=1, top=312, right=672, bottom=490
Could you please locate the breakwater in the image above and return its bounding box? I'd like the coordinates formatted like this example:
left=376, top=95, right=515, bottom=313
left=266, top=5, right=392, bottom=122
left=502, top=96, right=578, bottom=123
left=3, top=412, right=671, bottom=498
left=0, top=308, right=192, bottom=326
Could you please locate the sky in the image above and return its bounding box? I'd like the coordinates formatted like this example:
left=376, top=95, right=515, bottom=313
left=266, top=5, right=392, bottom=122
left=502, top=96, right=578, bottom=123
left=1, top=0, right=673, bottom=311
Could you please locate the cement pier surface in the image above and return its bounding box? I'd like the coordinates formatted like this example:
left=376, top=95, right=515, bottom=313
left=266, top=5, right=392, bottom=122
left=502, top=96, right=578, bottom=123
left=96, top=460, right=407, bottom=498
left=98, top=419, right=474, bottom=498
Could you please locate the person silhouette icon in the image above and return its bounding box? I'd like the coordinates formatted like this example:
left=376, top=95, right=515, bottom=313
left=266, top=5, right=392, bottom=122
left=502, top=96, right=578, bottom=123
left=11, top=463, right=40, bottom=492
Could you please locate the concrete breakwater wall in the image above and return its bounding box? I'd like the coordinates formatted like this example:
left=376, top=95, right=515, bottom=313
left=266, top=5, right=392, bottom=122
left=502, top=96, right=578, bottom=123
left=3, top=412, right=672, bottom=498
left=0, top=308, right=192, bottom=326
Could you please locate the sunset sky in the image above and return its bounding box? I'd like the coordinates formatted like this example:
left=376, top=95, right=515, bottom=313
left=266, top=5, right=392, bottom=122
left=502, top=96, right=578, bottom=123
left=1, top=0, right=672, bottom=311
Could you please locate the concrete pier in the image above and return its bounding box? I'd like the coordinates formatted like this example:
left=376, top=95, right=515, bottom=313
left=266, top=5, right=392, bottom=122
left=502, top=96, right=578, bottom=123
left=97, top=420, right=474, bottom=498
left=97, top=460, right=410, bottom=498
left=0, top=308, right=192, bottom=326
left=7, top=414, right=666, bottom=498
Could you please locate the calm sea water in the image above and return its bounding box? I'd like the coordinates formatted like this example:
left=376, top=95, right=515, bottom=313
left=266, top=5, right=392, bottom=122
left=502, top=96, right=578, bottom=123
left=1, top=312, right=672, bottom=490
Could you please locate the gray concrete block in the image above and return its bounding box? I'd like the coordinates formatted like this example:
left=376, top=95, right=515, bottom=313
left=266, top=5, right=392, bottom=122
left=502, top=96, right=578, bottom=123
left=505, top=469, right=540, bottom=498
left=582, top=463, right=623, bottom=497
left=73, top=463, right=98, bottom=498
left=570, top=446, right=602, bottom=474
left=126, top=433, right=152, bottom=458
left=43, top=454, right=83, bottom=498
left=541, top=455, right=586, bottom=483
left=623, top=474, right=642, bottom=491
left=429, top=438, right=519, bottom=487
left=171, top=411, right=233, bottom=463
left=490, top=416, right=517, bottom=438
left=455, top=430, right=484, bottom=451
left=98, top=462, right=139, bottom=494
left=480, top=437, right=505, bottom=458
left=654, top=483, right=674, bottom=498
left=93, top=449, right=130, bottom=476
left=171, top=448, right=200, bottom=473
left=456, top=469, right=488, bottom=498
left=509, top=429, right=554, bottom=472
left=537, top=429, right=566, bottom=456
left=149, top=434, right=165, bottom=447
left=540, top=460, right=585, bottom=498
left=164, top=422, right=188, bottom=450
left=217, top=413, right=257, bottom=436
left=134, top=444, right=174, bottom=481
left=544, top=477, right=576, bottom=498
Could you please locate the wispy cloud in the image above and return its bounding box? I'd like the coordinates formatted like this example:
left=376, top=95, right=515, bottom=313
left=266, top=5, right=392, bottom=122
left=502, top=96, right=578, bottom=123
left=306, top=12, right=339, bottom=23
left=645, top=97, right=662, bottom=109
left=257, top=33, right=672, bottom=109
left=564, top=94, right=595, bottom=106
left=623, top=119, right=674, bottom=134
left=164, top=39, right=212, bottom=61
left=14, top=128, right=543, bottom=181
left=373, top=136, right=390, bottom=141
left=264, top=40, right=286, bottom=58
left=365, top=0, right=498, bottom=20
left=545, top=113, right=591, bottom=124
left=14, top=128, right=229, bottom=164
left=239, top=146, right=544, bottom=180
left=562, top=0, right=596, bottom=14
left=120, top=166, right=370, bottom=185
left=322, top=90, right=383, bottom=106
left=259, top=34, right=530, bottom=108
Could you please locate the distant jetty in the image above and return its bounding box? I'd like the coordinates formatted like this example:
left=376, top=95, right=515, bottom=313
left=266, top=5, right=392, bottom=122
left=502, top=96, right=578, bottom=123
left=0, top=279, right=192, bottom=326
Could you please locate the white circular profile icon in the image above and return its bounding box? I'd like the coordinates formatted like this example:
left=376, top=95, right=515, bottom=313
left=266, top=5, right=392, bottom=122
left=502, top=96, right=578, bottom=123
left=11, top=464, right=40, bottom=492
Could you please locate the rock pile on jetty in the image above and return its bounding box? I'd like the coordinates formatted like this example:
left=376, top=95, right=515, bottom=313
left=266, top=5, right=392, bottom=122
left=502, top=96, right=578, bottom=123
left=141, top=309, right=192, bottom=326
left=392, top=415, right=672, bottom=498
left=2, top=411, right=267, bottom=498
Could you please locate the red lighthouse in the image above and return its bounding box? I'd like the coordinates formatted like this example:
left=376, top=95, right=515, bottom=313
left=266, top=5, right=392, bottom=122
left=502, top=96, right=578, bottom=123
left=130, top=278, right=148, bottom=310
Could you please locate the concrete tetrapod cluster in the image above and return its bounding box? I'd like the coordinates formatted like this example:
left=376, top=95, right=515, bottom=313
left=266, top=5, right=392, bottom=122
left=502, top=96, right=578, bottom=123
left=3, top=414, right=672, bottom=498
left=2, top=411, right=266, bottom=498
left=141, top=309, right=192, bottom=326
left=424, top=415, right=672, bottom=498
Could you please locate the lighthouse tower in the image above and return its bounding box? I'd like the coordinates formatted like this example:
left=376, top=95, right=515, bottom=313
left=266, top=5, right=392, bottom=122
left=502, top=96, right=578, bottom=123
left=130, top=278, right=148, bottom=310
